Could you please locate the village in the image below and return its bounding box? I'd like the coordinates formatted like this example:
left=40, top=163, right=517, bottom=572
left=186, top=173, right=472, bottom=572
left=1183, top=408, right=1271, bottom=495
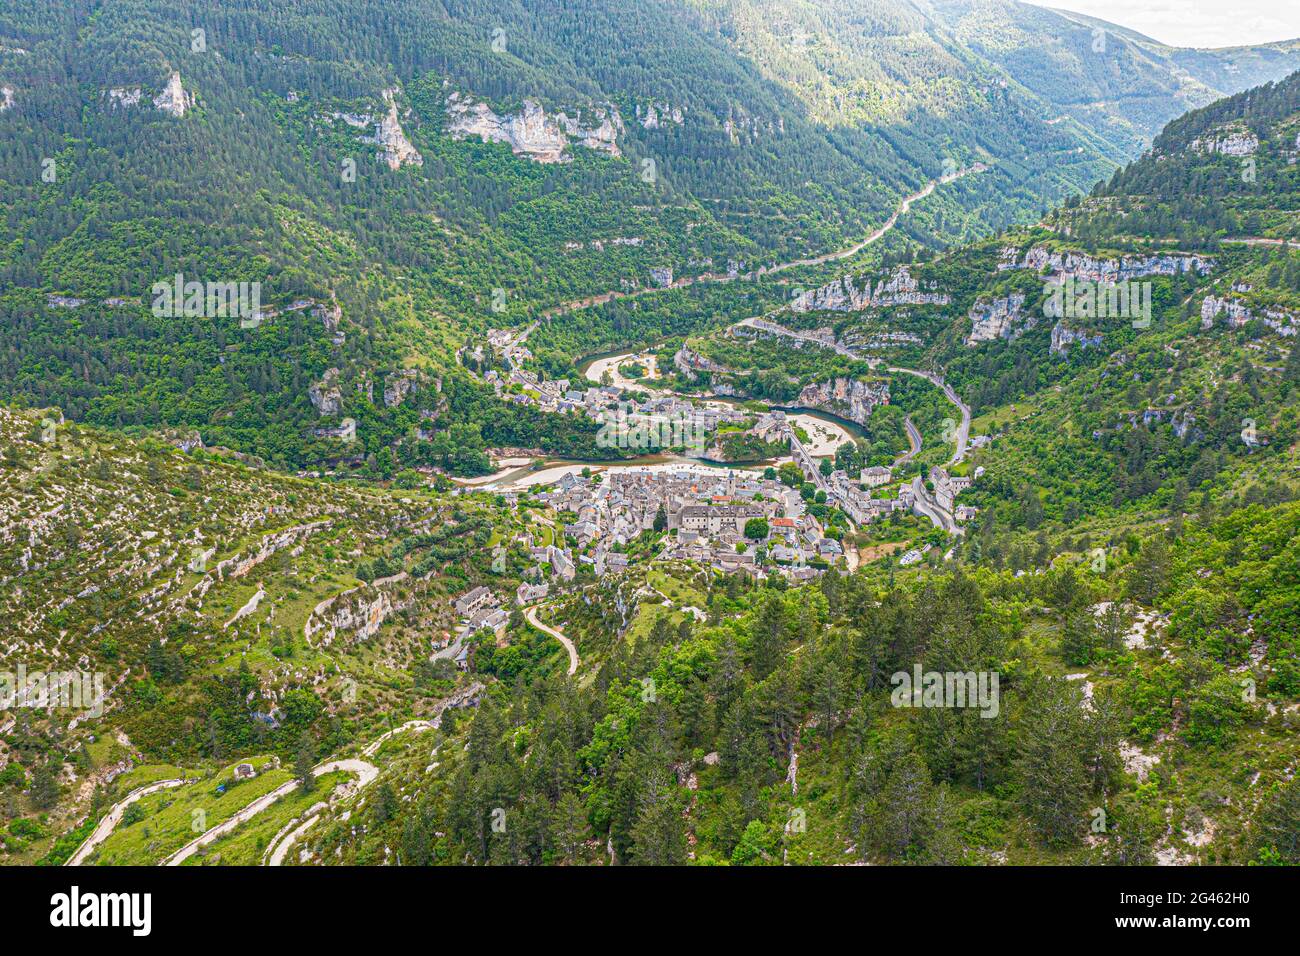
left=463, top=328, right=751, bottom=448
left=450, top=322, right=984, bottom=622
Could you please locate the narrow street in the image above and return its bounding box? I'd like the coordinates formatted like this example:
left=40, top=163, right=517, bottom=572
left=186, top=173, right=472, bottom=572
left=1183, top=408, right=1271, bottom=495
left=525, top=604, right=580, bottom=676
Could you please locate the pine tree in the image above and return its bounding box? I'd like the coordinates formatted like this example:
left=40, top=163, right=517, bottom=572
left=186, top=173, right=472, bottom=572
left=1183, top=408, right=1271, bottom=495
left=1111, top=785, right=1161, bottom=865
left=1252, top=776, right=1300, bottom=864
left=372, top=782, right=397, bottom=825
left=629, top=761, right=686, bottom=866
left=1060, top=610, right=1097, bottom=666
left=1015, top=678, right=1089, bottom=847
left=295, top=733, right=316, bottom=793
left=30, top=760, right=60, bottom=810
left=751, top=593, right=787, bottom=678
left=551, top=791, right=591, bottom=864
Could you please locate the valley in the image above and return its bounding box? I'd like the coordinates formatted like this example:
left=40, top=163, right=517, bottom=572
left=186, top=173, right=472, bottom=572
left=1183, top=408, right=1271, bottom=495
left=0, top=0, right=1297, bottom=879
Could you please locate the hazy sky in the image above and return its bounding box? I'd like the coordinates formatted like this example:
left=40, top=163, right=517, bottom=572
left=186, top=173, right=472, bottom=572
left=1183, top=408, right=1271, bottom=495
left=1022, top=0, right=1300, bottom=49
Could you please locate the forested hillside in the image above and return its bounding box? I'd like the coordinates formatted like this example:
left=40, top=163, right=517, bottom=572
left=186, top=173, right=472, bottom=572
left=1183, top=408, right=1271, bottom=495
left=3, top=0, right=1299, bottom=473
left=1, top=3, right=1299, bottom=870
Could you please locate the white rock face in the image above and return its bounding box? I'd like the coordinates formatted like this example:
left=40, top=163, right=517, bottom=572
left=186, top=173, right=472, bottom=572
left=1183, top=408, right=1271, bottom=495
left=153, top=72, right=193, bottom=117
left=324, top=110, right=372, bottom=128
left=383, top=368, right=420, bottom=407
left=371, top=87, right=422, bottom=169
left=446, top=92, right=622, bottom=163
left=1201, top=294, right=1298, bottom=336
left=106, top=87, right=142, bottom=108
left=1191, top=129, right=1258, bottom=156
left=796, top=378, right=891, bottom=426
left=638, top=102, right=684, bottom=130
left=792, top=265, right=949, bottom=313
left=1049, top=320, right=1104, bottom=355
left=309, top=368, right=343, bottom=416
left=0, top=86, right=13, bottom=112
left=966, top=294, right=1031, bottom=346
left=559, top=107, right=621, bottom=156
left=1016, top=246, right=1213, bottom=282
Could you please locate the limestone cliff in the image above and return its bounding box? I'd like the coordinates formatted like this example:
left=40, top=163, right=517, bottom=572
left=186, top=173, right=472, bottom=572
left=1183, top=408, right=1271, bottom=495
left=446, top=92, right=622, bottom=163
left=795, top=378, right=890, bottom=426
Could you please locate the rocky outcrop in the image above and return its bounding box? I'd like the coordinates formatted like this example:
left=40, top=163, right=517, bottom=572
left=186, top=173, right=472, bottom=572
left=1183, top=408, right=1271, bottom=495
left=1050, top=321, right=1105, bottom=355
left=796, top=378, right=890, bottom=425
left=638, top=102, right=684, bottom=129
left=105, top=87, right=141, bottom=108
left=0, top=86, right=13, bottom=112
left=203, top=521, right=331, bottom=588
left=153, top=72, right=193, bottom=117
left=1191, top=129, right=1258, bottom=156
left=159, top=428, right=205, bottom=453
left=308, top=368, right=343, bottom=416
left=312, top=301, right=345, bottom=345
left=383, top=369, right=420, bottom=408
left=445, top=92, right=622, bottom=163
left=791, top=265, right=948, bottom=313
left=305, top=585, right=406, bottom=646
left=966, top=294, right=1031, bottom=345
left=311, top=417, right=356, bottom=442
left=1201, top=295, right=1298, bottom=336
left=674, top=347, right=729, bottom=381
left=1014, top=246, right=1213, bottom=283
left=370, top=87, right=422, bottom=169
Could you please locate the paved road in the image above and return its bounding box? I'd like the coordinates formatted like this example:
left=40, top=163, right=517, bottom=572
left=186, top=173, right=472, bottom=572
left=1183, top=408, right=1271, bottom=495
left=735, top=316, right=881, bottom=366
left=70, top=701, right=478, bottom=867
left=266, top=811, right=322, bottom=867
left=786, top=424, right=829, bottom=494
left=525, top=605, right=579, bottom=676
left=543, top=166, right=987, bottom=319
left=910, top=475, right=959, bottom=534
left=66, top=778, right=189, bottom=866
left=1222, top=236, right=1300, bottom=250
left=895, top=416, right=922, bottom=467
left=888, top=367, right=971, bottom=465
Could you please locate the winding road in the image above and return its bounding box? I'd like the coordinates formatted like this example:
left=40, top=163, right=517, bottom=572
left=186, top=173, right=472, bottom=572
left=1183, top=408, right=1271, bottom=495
left=895, top=416, right=922, bottom=467
left=362, top=719, right=434, bottom=758
left=163, top=759, right=378, bottom=866
left=911, top=474, right=960, bottom=535
left=542, top=165, right=987, bottom=319
left=734, top=316, right=882, bottom=366
left=888, top=367, right=971, bottom=465
left=68, top=715, right=460, bottom=867
left=524, top=604, right=579, bottom=676
left=66, top=777, right=189, bottom=866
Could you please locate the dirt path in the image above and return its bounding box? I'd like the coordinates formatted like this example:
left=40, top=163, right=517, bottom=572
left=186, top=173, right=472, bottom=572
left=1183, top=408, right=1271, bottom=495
left=525, top=604, right=579, bottom=676
left=265, top=811, right=322, bottom=867
left=362, top=719, right=434, bottom=757
left=66, top=778, right=189, bottom=866
left=543, top=165, right=986, bottom=319
left=162, top=759, right=377, bottom=866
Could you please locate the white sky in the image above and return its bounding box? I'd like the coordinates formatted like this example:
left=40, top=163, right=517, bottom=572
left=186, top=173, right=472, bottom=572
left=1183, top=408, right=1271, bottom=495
left=1022, top=0, right=1300, bottom=49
